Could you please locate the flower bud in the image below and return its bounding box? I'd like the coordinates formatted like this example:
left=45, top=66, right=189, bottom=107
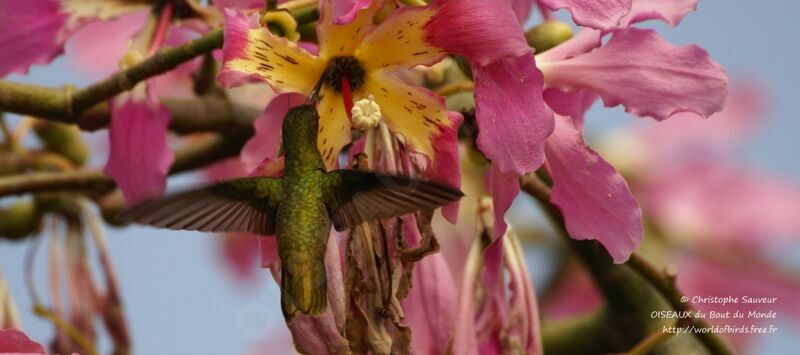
left=33, top=121, right=89, bottom=166
left=0, top=200, right=41, bottom=241
left=526, top=20, right=573, bottom=54
left=351, top=96, right=381, bottom=131
left=446, top=92, right=475, bottom=112
left=261, top=10, right=300, bottom=42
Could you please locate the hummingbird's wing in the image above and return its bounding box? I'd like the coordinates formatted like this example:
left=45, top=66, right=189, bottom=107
left=120, top=177, right=282, bottom=236
left=322, top=170, right=463, bottom=231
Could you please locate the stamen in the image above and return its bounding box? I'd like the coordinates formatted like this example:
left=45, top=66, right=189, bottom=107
left=148, top=1, right=174, bottom=56
left=352, top=95, right=381, bottom=131
left=341, top=74, right=354, bottom=121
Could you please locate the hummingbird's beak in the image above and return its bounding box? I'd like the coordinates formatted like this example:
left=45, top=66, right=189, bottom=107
left=307, top=74, right=326, bottom=105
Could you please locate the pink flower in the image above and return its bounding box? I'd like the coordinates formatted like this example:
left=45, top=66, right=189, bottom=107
left=0, top=328, right=46, bottom=354
left=0, top=0, right=150, bottom=76
left=527, top=1, right=728, bottom=263
left=104, top=83, right=174, bottom=204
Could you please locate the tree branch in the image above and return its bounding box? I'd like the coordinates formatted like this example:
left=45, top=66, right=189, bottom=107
left=520, top=173, right=733, bottom=355
left=0, top=29, right=223, bottom=122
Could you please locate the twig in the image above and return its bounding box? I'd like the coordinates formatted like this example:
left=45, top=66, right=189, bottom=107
left=623, top=329, right=674, bottom=355
left=0, top=170, right=114, bottom=197
left=0, top=133, right=246, bottom=199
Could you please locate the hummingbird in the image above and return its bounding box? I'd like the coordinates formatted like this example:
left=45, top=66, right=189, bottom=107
left=121, top=103, right=463, bottom=320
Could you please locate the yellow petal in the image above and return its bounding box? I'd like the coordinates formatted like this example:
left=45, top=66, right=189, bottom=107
left=355, top=6, right=444, bottom=71
left=361, top=71, right=450, bottom=160
left=224, top=26, right=326, bottom=95
left=317, top=0, right=382, bottom=60
left=317, top=86, right=351, bottom=170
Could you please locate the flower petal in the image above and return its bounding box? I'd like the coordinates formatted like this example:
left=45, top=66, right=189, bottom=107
left=426, top=0, right=530, bottom=66
left=538, top=0, right=631, bottom=30
left=620, top=0, right=698, bottom=27
left=330, top=0, right=374, bottom=25
left=512, top=0, right=536, bottom=24
left=218, top=9, right=325, bottom=93
left=542, top=88, right=597, bottom=129
left=402, top=250, right=457, bottom=355
left=65, top=10, right=147, bottom=78
left=0, top=0, right=68, bottom=76
left=482, top=165, right=520, bottom=287
left=640, top=162, right=800, bottom=247
left=540, top=28, right=728, bottom=121
left=361, top=71, right=450, bottom=162
left=535, top=28, right=602, bottom=63
left=0, top=328, right=45, bottom=353
left=317, top=86, right=349, bottom=170
left=545, top=115, right=642, bottom=263
left=356, top=5, right=444, bottom=71
left=218, top=232, right=262, bottom=282
left=259, top=235, right=279, bottom=267
left=424, top=112, right=463, bottom=223
left=472, top=54, right=554, bottom=174
left=317, top=0, right=381, bottom=59
left=214, top=0, right=266, bottom=10
left=241, top=93, right=307, bottom=174
left=104, top=84, right=174, bottom=204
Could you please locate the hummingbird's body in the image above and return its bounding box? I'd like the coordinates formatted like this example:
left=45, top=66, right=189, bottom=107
left=123, top=104, right=462, bottom=320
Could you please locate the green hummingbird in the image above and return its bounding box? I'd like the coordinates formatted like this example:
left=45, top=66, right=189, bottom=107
left=121, top=104, right=463, bottom=320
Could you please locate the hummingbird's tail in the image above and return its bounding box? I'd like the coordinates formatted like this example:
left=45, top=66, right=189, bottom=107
left=280, top=250, right=328, bottom=321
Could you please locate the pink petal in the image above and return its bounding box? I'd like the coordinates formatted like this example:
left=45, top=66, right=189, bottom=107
left=65, top=11, right=147, bottom=78
left=218, top=233, right=261, bottom=282
left=540, top=262, right=601, bottom=318
left=423, top=112, right=463, bottom=223
left=203, top=157, right=249, bottom=181
left=535, top=28, right=602, bottom=63
left=217, top=9, right=264, bottom=88
left=640, top=162, right=800, bottom=247
left=538, top=0, right=631, bottom=30
left=545, top=115, right=642, bottom=263
left=541, top=28, right=728, bottom=121
left=634, top=84, right=764, bottom=168
left=512, top=0, right=536, bottom=24
left=620, top=0, right=698, bottom=27
left=542, top=88, right=597, bottom=129
left=241, top=93, right=307, bottom=174
left=426, top=0, right=531, bottom=66
left=104, top=84, right=174, bottom=204
left=676, top=256, right=800, bottom=351
left=258, top=236, right=279, bottom=267
left=473, top=54, right=554, bottom=174
left=0, top=329, right=45, bottom=353
left=482, top=165, right=520, bottom=287
left=402, top=249, right=457, bottom=354
left=214, top=0, right=266, bottom=9
left=0, top=0, right=69, bottom=76
left=329, top=0, right=374, bottom=25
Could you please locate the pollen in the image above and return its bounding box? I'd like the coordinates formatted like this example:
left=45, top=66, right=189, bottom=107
left=351, top=95, right=382, bottom=131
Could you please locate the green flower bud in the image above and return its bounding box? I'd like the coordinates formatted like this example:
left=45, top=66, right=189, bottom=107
left=446, top=92, right=475, bottom=112
left=453, top=55, right=473, bottom=81
left=33, top=121, right=89, bottom=166
left=526, top=20, right=573, bottom=54
left=261, top=10, right=301, bottom=42
left=0, top=200, right=42, bottom=240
